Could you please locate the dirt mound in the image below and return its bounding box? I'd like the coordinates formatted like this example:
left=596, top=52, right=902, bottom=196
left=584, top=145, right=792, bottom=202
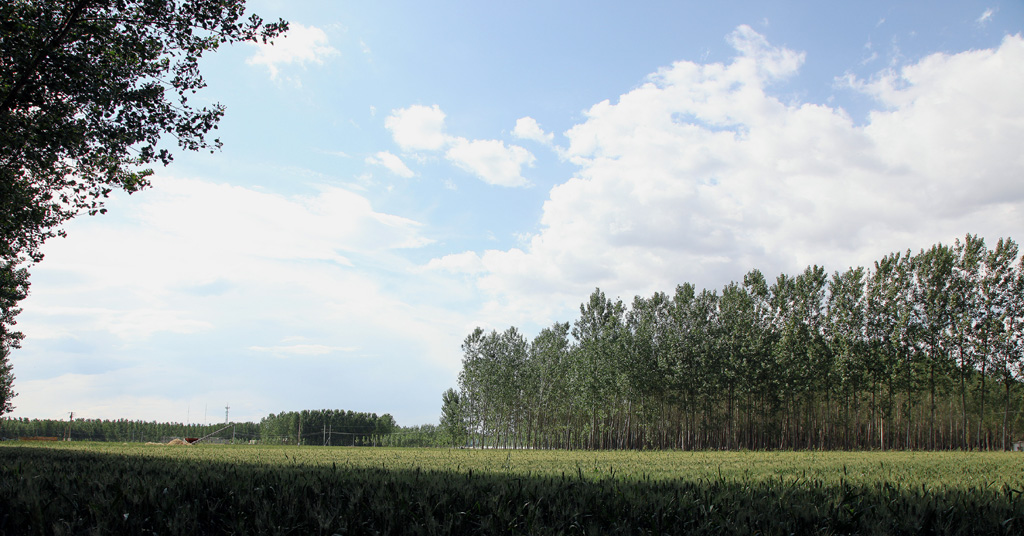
left=166, top=438, right=190, bottom=445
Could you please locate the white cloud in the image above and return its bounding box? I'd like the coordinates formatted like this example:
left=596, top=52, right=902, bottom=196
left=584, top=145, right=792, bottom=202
left=384, top=105, right=536, bottom=187
left=423, top=251, right=486, bottom=274
left=977, top=8, right=995, bottom=25
left=725, top=24, right=805, bottom=81
left=513, top=117, right=554, bottom=144
left=445, top=138, right=535, bottom=187
left=385, top=104, right=448, bottom=151
left=14, top=174, right=467, bottom=423
left=22, top=177, right=436, bottom=341
left=249, top=344, right=358, bottom=356
left=426, top=28, right=1024, bottom=325
left=246, top=23, right=340, bottom=79
left=366, top=151, right=415, bottom=178
left=24, top=306, right=212, bottom=341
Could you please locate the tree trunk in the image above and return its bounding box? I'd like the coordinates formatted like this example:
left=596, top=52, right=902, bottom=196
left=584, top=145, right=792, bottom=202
left=977, top=362, right=987, bottom=450
left=930, top=360, right=937, bottom=450
left=1003, top=380, right=1011, bottom=450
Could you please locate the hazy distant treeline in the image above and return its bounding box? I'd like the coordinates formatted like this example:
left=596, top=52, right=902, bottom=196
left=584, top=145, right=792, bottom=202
left=445, top=235, right=1024, bottom=451
left=0, top=417, right=259, bottom=443
left=1, top=408, right=397, bottom=444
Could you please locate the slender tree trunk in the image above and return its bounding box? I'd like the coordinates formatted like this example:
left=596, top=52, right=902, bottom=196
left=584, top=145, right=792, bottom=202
left=843, top=388, right=850, bottom=450
left=1003, top=380, right=1011, bottom=451
left=978, top=362, right=987, bottom=450
left=625, top=399, right=632, bottom=450
left=870, top=380, right=877, bottom=449
left=960, top=345, right=968, bottom=450
left=930, top=360, right=937, bottom=450
left=727, top=385, right=734, bottom=450
left=905, top=365, right=913, bottom=450
left=825, top=382, right=832, bottom=450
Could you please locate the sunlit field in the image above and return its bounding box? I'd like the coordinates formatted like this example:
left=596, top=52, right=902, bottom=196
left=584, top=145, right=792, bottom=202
left=2, top=443, right=1023, bottom=534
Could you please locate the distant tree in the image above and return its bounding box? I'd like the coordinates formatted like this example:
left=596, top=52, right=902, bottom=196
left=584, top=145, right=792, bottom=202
left=625, top=291, right=671, bottom=448
left=911, top=244, right=957, bottom=449
left=951, top=234, right=987, bottom=449
left=865, top=250, right=915, bottom=449
left=374, top=413, right=396, bottom=437
left=439, top=388, right=467, bottom=447
left=572, top=288, right=626, bottom=449
left=982, top=238, right=1020, bottom=449
left=458, top=327, right=493, bottom=446
left=528, top=322, right=572, bottom=448
left=827, top=266, right=867, bottom=448
left=718, top=281, right=754, bottom=449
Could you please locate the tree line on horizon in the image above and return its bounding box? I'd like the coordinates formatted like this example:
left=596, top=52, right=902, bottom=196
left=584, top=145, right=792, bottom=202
left=259, top=409, right=397, bottom=445
left=442, top=235, right=1024, bottom=451
left=1, top=417, right=259, bottom=443
left=0, top=409, right=398, bottom=445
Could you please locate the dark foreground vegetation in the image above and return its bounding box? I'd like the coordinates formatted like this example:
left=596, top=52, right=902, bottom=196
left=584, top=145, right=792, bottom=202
left=2, top=444, right=1023, bottom=535
left=448, top=235, right=1024, bottom=451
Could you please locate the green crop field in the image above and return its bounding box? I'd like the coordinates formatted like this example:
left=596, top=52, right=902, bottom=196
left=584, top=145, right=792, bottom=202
left=2, top=443, right=1023, bottom=535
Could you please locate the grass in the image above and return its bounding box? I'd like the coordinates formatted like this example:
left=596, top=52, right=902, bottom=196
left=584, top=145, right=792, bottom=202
left=2, top=443, right=1023, bottom=534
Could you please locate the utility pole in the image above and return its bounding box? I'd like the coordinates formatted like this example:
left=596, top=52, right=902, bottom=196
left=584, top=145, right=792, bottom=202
left=225, top=403, right=230, bottom=424
left=297, top=413, right=302, bottom=446
left=65, top=412, right=73, bottom=441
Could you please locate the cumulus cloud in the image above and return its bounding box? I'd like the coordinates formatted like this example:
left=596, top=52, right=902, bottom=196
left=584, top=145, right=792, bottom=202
left=15, top=174, right=467, bottom=423
left=22, top=177, right=436, bottom=342
left=427, top=28, right=1024, bottom=325
left=513, top=117, right=555, bottom=144
left=445, top=138, right=535, bottom=187
left=366, top=151, right=415, bottom=178
left=246, top=23, right=340, bottom=79
left=385, top=104, right=448, bottom=151
left=384, top=105, right=536, bottom=187
left=725, top=24, right=805, bottom=80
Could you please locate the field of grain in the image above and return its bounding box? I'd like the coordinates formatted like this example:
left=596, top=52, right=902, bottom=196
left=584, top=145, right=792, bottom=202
left=2, top=443, right=1022, bottom=534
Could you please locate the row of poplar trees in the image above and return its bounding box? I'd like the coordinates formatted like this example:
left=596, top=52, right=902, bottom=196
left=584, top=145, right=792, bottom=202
left=259, top=409, right=397, bottom=445
left=448, top=235, right=1024, bottom=451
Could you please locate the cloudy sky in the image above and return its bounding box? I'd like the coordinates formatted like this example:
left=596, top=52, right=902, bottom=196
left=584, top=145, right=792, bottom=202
left=10, top=0, right=1024, bottom=427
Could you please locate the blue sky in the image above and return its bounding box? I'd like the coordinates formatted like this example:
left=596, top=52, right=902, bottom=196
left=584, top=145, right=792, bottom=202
left=10, top=0, right=1024, bottom=427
